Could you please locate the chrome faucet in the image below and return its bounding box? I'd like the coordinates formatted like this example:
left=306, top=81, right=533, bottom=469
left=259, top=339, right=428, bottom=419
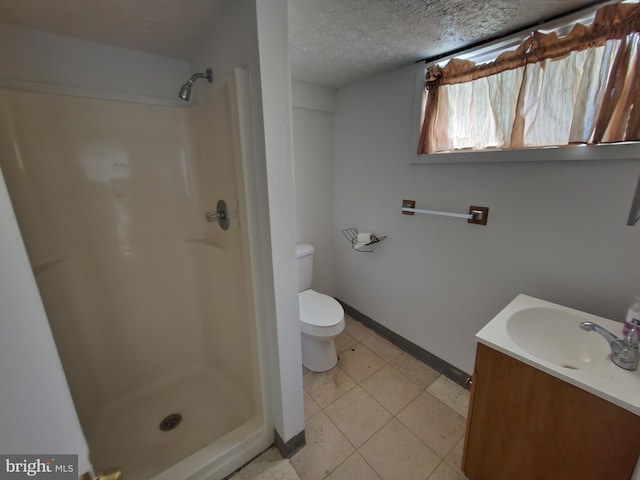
left=579, top=321, right=639, bottom=371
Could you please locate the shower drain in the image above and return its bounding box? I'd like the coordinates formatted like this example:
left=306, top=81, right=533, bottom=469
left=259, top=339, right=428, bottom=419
left=159, top=413, right=182, bottom=431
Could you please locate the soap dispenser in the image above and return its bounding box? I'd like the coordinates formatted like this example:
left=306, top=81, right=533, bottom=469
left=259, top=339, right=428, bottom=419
left=623, top=293, right=640, bottom=336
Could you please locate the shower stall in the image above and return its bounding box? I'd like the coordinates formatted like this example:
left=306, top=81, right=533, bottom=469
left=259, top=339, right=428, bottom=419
left=0, top=69, right=271, bottom=479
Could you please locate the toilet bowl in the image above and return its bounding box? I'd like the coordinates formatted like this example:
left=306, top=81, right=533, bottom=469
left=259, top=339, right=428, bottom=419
left=300, top=289, right=345, bottom=371
left=297, top=244, right=345, bottom=372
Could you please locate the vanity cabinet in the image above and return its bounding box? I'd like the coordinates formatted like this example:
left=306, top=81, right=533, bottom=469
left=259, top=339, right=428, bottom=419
left=462, top=343, right=640, bottom=480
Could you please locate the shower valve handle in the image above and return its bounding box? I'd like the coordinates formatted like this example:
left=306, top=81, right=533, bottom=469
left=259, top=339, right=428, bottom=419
left=205, top=199, right=230, bottom=231
left=205, top=210, right=226, bottom=222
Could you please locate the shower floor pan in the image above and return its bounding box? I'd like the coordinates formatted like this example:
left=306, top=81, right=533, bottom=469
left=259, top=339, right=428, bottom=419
left=88, top=368, right=252, bottom=479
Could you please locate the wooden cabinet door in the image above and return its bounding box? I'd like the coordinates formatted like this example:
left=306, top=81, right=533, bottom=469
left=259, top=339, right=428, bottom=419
left=463, top=343, right=640, bottom=480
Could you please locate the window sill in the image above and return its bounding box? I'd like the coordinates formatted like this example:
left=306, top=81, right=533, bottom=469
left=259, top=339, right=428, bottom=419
left=412, top=142, right=640, bottom=165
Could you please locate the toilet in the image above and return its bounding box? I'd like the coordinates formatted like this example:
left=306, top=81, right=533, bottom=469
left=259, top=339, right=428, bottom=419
left=297, top=243, right=345, bottom=372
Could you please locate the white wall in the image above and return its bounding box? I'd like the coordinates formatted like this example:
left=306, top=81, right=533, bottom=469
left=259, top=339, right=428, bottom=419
left=0, top=25, right=189, bottom=102
left=333, top=64, right=640, bottom=373
left=253, top=0, right=305, bottom=444
left=189, top=0, right=253, bottom=81
left=0, top=169, right=91, bottom=473
left=292, top=82, right=338, bottom=296
left=191, top=0, right=305, bottom=444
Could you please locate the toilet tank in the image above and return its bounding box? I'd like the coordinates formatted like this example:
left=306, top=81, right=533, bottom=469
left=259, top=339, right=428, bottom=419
left=296, top=243, right=314, bottom=292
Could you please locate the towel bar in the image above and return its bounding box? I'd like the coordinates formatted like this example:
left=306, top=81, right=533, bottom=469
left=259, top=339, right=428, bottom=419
left=401, top=200, right=489, bottom=225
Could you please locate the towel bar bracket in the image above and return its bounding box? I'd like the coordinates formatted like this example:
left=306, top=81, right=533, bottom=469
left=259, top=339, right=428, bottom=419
left=402, top=199, right=416, bottom=215
left=467, top=205, right=489, bottom=225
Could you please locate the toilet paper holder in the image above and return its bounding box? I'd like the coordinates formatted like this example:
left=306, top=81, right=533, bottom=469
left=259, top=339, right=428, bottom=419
left=342, top=228, right=386, bottom=253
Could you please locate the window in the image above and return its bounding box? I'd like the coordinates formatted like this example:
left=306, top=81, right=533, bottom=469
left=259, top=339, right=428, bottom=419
left=418, top=2, right=640, bottom=155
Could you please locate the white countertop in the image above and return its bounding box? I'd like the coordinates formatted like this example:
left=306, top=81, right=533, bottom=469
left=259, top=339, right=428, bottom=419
left=476, top=294, right=640, bottom=416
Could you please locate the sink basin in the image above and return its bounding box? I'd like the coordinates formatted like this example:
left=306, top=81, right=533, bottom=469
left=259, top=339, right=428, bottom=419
left=506, top=307, right=611, bottom=370
left=476, top=295, right=640, bottom=416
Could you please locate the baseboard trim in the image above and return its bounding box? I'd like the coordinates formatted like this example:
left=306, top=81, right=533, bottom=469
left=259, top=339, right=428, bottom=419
left=338, top=299, right=472, bottom=390
left=274, top=429, right=306, bottom=458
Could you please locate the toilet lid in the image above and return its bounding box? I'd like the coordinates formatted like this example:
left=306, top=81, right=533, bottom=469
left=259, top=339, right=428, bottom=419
left=299, top=290, right=344, bottom=327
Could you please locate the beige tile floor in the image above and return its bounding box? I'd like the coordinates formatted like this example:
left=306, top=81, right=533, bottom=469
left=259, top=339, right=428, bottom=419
left=234, top=316, right=471, bottom=480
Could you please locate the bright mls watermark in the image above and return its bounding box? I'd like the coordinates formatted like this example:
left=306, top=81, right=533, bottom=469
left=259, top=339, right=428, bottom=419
left=0, top=455, right=77, bottom=479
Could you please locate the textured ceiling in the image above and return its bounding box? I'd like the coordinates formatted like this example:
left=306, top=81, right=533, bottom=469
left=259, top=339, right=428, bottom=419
left=0, top=0, right=603, bottom=88
left=288, top=0, right=602, bottom=88
left=0, top=0, right=227, bottom=59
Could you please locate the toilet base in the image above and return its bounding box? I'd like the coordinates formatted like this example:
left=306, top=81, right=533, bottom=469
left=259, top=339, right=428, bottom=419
left=301, top=333, right=338, bottom=372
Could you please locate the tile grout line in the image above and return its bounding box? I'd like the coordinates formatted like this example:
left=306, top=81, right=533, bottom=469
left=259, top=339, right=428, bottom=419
left=299, top=319, right=469, bottom=480
left=317, top=336, right=400, bottom=479
left=316, top=338, right=389, bottom=480
left=341, top=307, right=472, bottom=390
left=337, top=339, right=427, bottom=417
left=376, top=342, right=469, bottom=452
left=326, top=340, right=447, bottom=479
left=308, top=348, right=461, bottom=430
left=315, top=348, right=408, bottom=480
left=427, top=460, right=448, bottom=480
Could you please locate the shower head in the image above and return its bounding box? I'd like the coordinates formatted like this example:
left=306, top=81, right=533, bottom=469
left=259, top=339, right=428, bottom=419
left=178, top=68, right=213, bottom=101
left=178, top=81, right=193, bottom=101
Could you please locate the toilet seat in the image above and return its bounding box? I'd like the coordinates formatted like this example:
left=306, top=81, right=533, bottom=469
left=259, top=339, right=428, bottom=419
left=299, top=289, right=344, bottom=337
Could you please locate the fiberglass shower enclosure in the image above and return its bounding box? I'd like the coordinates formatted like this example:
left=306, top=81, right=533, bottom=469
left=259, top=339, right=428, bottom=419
left=0, top=69, right=269, bottom=479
